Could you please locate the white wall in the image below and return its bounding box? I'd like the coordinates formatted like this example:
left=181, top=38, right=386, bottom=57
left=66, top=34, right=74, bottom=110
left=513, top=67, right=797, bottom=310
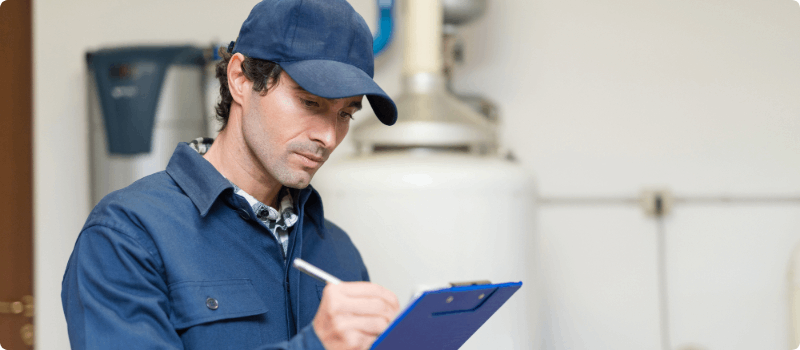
left=451, top=1, right=800, bottom=349
left=456, top=0, right=800, bottom=197
left=33, top=0, right=800, bottom=350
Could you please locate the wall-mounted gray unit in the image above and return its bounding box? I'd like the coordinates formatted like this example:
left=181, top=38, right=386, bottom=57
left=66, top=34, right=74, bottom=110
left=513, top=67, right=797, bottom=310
left=87, top=45, right=208, bottom=205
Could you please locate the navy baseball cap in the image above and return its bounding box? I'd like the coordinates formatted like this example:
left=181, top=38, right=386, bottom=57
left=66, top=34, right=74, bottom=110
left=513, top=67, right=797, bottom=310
left=231, top=0, right=397, bottom=125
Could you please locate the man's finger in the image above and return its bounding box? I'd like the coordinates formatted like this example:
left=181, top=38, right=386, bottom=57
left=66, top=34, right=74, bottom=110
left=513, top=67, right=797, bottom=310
left=331, top=282, right=400, bottom=311
left=342, top=315, right=392, bottom=337
left=329, top=296, right=396, bottom=324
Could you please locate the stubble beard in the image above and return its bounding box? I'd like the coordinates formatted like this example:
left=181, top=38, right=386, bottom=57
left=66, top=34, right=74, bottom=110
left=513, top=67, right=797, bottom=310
left=241, top=110, right=317, bottom=190
left=268, top=150, right=311, bottom=189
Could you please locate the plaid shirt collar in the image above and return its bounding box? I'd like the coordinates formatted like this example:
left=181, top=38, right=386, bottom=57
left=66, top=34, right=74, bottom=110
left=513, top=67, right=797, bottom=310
left=188, top=137, right=299, bottom=232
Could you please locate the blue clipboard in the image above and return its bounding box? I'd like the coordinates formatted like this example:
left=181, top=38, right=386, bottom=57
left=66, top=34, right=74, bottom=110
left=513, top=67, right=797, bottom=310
left=370, top=281, right=523, bottom=350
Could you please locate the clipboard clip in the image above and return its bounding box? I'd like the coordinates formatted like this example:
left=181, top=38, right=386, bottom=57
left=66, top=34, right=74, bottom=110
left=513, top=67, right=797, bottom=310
left=448, top=280, right=491, bottom=287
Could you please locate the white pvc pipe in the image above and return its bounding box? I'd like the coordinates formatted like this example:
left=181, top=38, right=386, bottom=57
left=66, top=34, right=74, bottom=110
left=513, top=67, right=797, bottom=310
left=403, top=0, right=443, bottom=76
left=790, top=244, right=800, bottom=348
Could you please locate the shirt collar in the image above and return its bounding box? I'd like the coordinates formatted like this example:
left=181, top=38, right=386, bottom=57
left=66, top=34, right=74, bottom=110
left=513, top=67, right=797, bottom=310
left=165, top=142, right=325, bottom=238
left=166, top=143, right=233, bottom=217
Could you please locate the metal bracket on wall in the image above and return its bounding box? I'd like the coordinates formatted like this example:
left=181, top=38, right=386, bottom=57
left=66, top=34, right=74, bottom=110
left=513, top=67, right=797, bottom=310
left=640, top=189, right=674, bottom=217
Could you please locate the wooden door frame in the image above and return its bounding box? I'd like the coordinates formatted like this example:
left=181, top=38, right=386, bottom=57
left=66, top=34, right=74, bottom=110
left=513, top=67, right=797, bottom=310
left=0, top=0, right=35, bottom=348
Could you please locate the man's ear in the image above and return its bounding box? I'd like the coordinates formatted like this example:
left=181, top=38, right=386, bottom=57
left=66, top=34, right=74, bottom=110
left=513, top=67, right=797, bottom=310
left=227, top=53, right=251, bottom=107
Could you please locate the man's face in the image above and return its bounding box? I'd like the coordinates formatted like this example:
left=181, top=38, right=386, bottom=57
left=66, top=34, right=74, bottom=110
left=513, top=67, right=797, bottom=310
left=240, top=72, right=362, bottom=189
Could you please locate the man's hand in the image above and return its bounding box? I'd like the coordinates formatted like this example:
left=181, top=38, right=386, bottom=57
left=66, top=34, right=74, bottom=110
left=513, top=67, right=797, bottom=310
left=313, top=282, right=400, bottom=350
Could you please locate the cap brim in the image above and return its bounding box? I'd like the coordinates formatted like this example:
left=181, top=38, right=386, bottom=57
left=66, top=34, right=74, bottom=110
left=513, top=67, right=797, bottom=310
left=280, top=60, right=397, bottom=125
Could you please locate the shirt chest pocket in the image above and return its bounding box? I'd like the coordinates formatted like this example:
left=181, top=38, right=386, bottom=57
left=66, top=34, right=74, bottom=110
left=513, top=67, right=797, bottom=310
left=168, top=279, right=268, bottom=349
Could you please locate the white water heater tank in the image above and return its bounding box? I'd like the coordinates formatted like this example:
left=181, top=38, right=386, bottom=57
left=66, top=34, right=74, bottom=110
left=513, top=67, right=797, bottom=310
left=87, top=46, right=208, bottom=205
left=314, top=1, right=540, bottom=347
left=313, top=150, right=538, bottom=349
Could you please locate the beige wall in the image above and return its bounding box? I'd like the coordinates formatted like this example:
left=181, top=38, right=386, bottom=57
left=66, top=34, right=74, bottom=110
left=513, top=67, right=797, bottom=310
left=456, top=0, right=800, bottom=197
left=34, top=0, right=800, bottom=349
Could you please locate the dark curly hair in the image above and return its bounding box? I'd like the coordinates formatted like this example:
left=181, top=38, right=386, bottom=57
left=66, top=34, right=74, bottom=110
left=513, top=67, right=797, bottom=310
left=214, top=46, right=283, bottom=131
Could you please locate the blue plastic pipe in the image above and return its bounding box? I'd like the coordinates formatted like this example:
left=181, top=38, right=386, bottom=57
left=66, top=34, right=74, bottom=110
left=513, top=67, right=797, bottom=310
left=213, top=1, right=394, bottom=60
left=373, top=0, right=395, bottom=57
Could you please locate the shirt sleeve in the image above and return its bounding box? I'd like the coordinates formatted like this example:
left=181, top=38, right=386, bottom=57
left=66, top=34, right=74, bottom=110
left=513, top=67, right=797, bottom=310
left=62, top=224, right=328, bottom=350
left=62, top=224, right=183, bottom=349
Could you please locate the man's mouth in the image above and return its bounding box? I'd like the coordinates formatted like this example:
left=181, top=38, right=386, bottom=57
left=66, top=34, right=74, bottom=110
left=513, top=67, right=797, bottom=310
left=295, top=152, right=325, bottom=167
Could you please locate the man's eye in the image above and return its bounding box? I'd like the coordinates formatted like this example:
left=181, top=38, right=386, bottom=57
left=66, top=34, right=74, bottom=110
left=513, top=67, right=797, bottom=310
left=340, top=111, right=354, bottom=120
left=301, top=99, right=319, bottom=108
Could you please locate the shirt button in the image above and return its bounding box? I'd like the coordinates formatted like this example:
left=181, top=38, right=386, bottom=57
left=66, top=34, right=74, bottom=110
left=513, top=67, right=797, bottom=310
left=238, top=209, right=250, bottom=220
left=206, top=297, right=219, bottom=310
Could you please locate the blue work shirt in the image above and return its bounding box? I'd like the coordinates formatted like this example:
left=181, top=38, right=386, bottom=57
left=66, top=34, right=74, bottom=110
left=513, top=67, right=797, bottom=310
left=62, top=143, right=370, bottom=349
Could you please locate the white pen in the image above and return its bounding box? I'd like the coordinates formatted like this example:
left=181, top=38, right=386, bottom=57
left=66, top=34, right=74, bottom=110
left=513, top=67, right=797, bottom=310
left=292, top=258, right=342, bottom=285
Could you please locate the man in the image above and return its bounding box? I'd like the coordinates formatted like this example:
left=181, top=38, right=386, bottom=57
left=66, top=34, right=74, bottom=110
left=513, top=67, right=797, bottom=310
left=62, top=0, right=400, bottom=349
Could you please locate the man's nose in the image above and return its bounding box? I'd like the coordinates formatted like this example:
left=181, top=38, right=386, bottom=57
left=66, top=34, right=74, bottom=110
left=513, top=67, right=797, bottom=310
left=308, top=112, right=339, bottom=149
